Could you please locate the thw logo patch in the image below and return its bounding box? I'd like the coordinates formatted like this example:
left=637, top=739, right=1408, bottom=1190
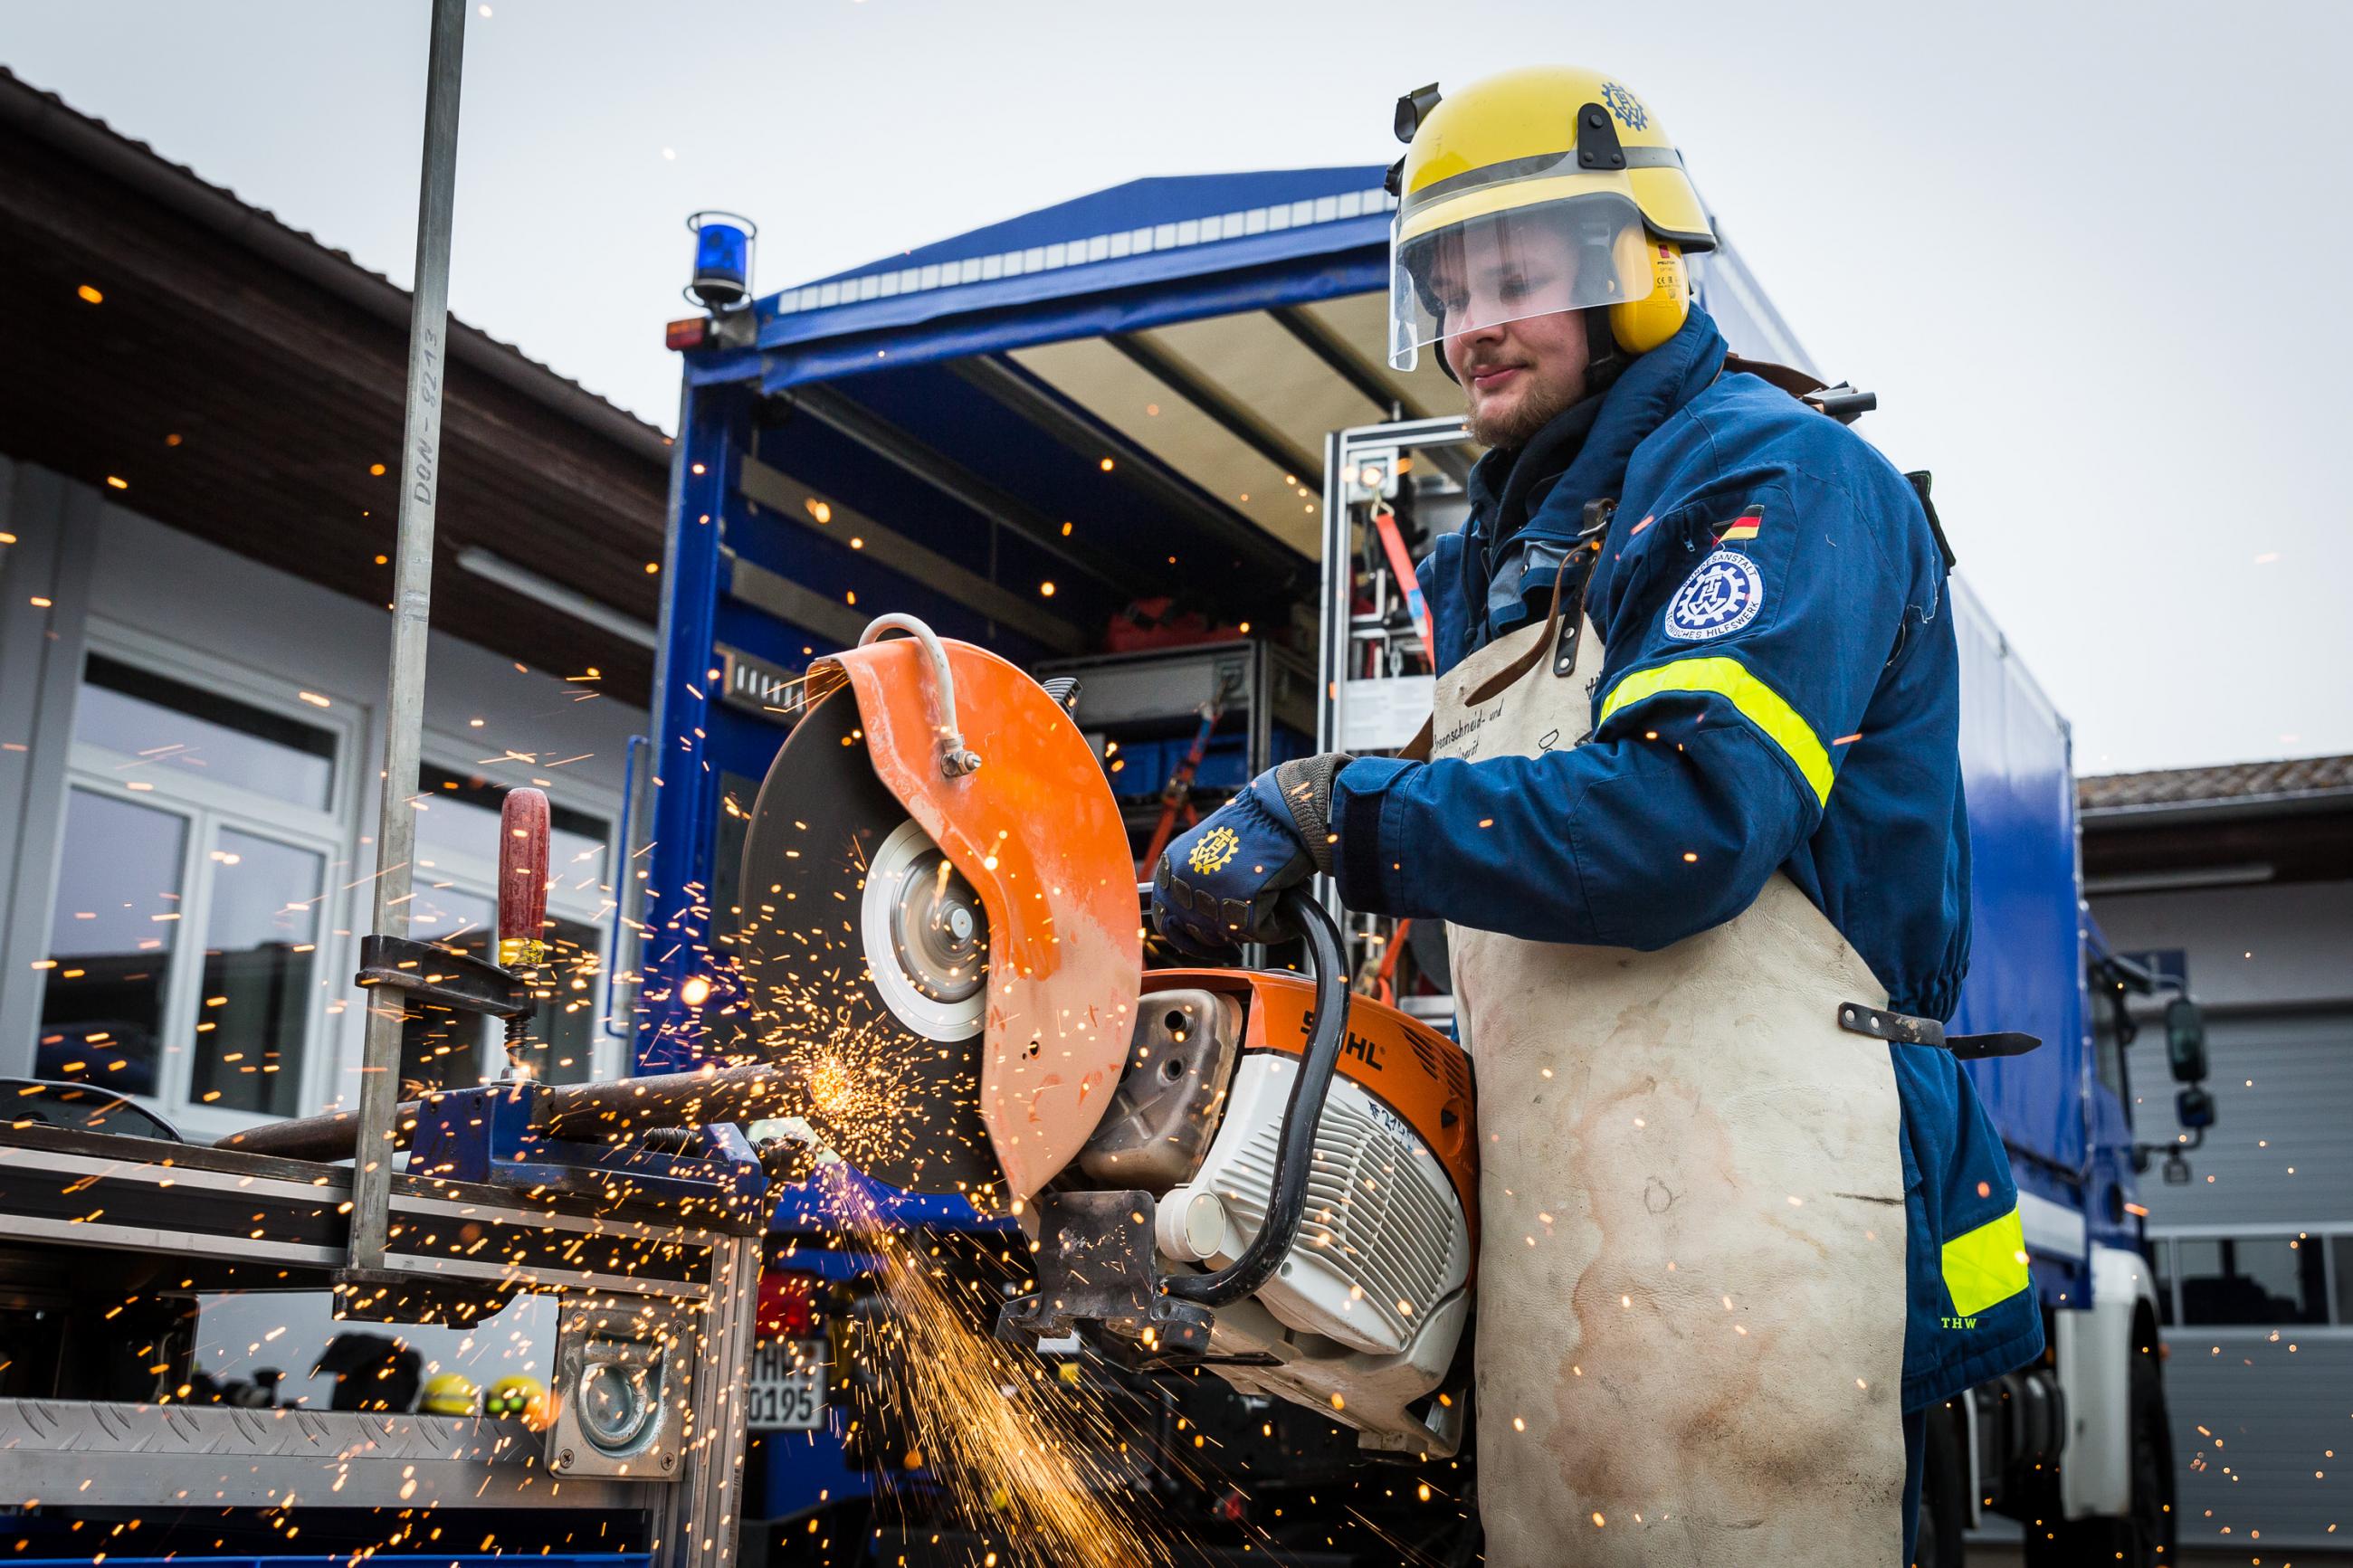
left=1663, top=548, right=1765, bottom=641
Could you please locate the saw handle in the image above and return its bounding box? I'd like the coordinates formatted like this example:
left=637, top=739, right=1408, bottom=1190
left=1161, top=888, right=1348, bottom=1309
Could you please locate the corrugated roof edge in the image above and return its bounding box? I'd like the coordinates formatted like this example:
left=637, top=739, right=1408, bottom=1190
left=798, top=166, right=1392, bottom=289
left=760, top=176, right=1396, bottom=326
left=0, top=65, right=672, bottom=465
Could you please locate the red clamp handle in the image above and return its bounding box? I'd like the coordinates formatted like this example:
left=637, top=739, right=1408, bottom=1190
left=497, top=787, right=551, bottom=970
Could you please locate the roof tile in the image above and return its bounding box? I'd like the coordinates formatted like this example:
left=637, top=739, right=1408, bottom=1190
left=2079, top=755, right=2353, bottom=812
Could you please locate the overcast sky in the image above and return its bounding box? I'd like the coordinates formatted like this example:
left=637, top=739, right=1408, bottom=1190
left=8, top=1, right=2348, bottom=774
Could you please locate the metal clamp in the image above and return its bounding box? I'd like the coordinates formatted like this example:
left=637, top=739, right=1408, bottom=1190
left=357, top=933, right=532, bottom=1020
left=859, top=613, right=983, bottom=777
left=1548, top=499, right=1613, bottom=676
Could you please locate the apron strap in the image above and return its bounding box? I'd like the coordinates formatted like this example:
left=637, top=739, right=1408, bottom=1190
left=1723, top=352, right=1880, bottom=425
left=1836, top=1002, right=2042, bottom=1060
left=1394, top=498, right=1620, bottom=763
left=1460, top=499, right=1615, bottom=708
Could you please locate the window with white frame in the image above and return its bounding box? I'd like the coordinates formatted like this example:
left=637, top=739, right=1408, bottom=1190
left=402, top=760, right=611, bottom=1090
left=37, top=644, right=355, bottom=1124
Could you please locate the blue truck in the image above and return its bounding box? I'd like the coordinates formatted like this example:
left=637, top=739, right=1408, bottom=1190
left=644, top=166, right=2210, bottom=1566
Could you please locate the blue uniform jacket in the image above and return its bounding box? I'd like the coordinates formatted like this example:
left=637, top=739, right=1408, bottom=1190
left=1331, top=307, right=2043, bottom=1410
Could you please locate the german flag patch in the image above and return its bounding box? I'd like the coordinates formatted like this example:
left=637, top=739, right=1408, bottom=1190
left=1717, top=505, right=1763, bottom=544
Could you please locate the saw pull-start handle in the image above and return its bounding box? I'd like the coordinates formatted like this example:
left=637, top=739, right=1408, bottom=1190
left=859, top=613, right=982, bottom=777
left=1161, top=888, right=1348, bottom=1309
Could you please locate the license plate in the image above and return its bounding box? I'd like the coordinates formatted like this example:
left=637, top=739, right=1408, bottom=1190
left=747, top=1338, right=828, bottom=1431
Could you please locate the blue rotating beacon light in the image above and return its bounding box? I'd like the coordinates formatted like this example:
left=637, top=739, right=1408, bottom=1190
left=685, top=210, right=757, bottom=311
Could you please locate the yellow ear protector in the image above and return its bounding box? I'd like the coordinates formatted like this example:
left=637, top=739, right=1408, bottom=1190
left=1607, top=239, right=1688, bottom=354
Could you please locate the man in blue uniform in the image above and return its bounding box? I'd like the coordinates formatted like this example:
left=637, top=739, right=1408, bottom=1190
left=1150, top=66, right=2043, bottom=1564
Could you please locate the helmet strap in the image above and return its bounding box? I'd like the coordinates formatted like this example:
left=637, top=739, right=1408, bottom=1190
left=1582, top=309, right=1629, bottom=397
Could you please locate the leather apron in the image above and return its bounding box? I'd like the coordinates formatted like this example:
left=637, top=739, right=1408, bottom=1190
left=1434, top=590, right=1910, bottom=1566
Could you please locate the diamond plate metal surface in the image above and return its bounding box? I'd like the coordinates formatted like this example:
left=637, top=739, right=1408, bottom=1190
left=0, top=1399, right=637, bottom=1508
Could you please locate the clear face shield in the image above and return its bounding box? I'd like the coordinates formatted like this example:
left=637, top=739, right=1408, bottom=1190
left=1388, top=189, right=1653, bottom=372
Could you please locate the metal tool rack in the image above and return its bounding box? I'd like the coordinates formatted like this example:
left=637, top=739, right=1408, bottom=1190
left=0, top=1103, right=766, bottom=1560
left=1315, top=414, right=1477, bottom=759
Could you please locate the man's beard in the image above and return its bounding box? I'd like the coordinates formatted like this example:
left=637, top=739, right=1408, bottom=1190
left=1465, top=375, right=1581, bottom=451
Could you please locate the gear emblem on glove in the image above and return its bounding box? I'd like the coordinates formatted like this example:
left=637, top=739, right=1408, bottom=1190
left=1186, top=825, right=1240, bottom=874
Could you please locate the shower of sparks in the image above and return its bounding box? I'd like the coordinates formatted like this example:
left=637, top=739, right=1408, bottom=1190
left=823, top=1166, right=1174, bottom=1568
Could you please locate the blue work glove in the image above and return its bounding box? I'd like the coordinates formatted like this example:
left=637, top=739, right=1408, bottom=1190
left=1153, top=753, right=1349, bottom=956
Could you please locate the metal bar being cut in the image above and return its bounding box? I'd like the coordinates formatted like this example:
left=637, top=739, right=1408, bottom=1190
left=347, top=0, right=469, bottom=1274
left=219, top=1060, right=810, bottom=1162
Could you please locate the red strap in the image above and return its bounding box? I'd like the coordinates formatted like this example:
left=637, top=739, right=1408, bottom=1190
left=1371, top=508, right=1434, bottom=665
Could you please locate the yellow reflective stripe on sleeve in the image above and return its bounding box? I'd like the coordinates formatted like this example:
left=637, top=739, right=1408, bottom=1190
left=1596, top=656, right=1836, bottom=806
left=1942, top=1206, right=2030, bottom=1317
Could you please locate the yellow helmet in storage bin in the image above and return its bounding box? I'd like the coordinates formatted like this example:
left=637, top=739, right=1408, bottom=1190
left=419, top=1372, right=479, bottom=1417
left=1387, top=67, right=1716, bottom=370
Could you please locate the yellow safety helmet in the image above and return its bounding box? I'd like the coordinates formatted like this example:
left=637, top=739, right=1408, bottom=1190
left=1386, top=67, right=1716, bottom=372
left=418, top=1372, right=479, bottom=1418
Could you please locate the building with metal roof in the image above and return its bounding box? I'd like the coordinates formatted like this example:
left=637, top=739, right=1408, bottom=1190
left=2080, top=754, right=2353, bottom=1548
left=1, top=67, right=662, bottom=1135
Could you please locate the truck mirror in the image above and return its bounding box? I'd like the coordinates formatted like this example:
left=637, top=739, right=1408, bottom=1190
left=2175, top=1085, right=2215, bottom=1131
left=2161, top=1150, right=2192, bottom=1185
left=2164, top=998, right=2207, bottom=1083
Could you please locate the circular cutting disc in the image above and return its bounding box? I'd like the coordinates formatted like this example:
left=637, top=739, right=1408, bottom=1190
left=861, top=818, right=987, bottom=1041
left=736, top=683, right=1002, bottom=1197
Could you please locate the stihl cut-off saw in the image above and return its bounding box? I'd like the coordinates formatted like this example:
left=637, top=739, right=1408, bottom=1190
left=736, top=614, right=1477, bottom=1455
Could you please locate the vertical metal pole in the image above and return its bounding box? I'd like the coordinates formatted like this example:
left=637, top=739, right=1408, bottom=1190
left=638, top=384, right=739, bottom=1077
left=348, top=0, right=468, bottom=1273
